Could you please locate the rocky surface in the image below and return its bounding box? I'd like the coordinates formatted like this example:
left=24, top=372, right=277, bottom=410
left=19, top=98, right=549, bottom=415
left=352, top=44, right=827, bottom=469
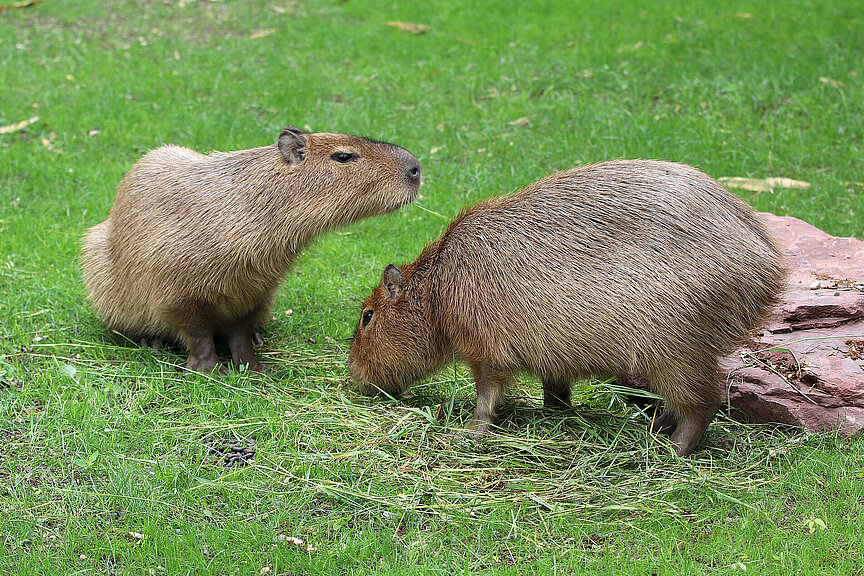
left=722, top=213, right=864, bottom=436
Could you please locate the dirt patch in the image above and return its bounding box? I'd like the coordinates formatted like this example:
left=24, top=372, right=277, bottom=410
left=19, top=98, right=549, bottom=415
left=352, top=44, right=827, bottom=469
left=753, top=349, right=818, bottom=385
left=0, top=376, right=24, bottom=390
left=811, top=272, right=864, bottom=292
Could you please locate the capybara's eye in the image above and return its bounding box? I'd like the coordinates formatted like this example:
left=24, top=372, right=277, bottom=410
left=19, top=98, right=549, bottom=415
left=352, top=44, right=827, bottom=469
left=362, top=310, right=373, bottom=327
left=331, top=152, right=358, bottom=163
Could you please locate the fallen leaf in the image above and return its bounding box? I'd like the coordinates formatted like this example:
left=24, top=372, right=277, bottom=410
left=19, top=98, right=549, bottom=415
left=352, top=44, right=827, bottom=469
left=430, top=145, right=445, bottom=155
left=59, top=363, right=78, bottom=380
left=508, top=114, right=536, bottom=127
left=276, top=534, right=316, bottom=552
left=819, top=77, right=845, bottom=88
left=0, top=0, right=42, bottom=11
left=763, top=177, right=810, bottom=189
left=385, top=21, right=429, bottom=35
left=128, top=532, right=148, bottom=540
left=719, top=176, right=811, bottom=193
left=719, top=177, right=769, bottom=192
left=0, top=116, right=39, bottom=135
left=735, top=12, right=754, bottom=19
left=250, top=29, right=275, bottom=39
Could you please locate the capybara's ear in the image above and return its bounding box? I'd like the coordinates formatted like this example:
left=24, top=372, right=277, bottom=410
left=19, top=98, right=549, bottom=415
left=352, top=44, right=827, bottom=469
left=382, top=264, right=403, bottom=300
left=277, top=126, right=307, bottom=164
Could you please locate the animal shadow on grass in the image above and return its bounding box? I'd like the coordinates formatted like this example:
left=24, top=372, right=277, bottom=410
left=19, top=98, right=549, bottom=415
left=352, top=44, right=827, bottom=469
left=396, top=384, right=681, bottom=462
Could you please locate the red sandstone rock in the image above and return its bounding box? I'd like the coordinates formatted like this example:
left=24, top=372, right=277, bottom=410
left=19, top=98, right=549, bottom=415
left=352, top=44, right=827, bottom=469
left=722, top=213, right=864, bottom=436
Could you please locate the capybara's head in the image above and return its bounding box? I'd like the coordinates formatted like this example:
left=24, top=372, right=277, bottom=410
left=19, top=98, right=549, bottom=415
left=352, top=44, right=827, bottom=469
left=277, top=126, right=421, bottom=221
left=348, top=264, right=445, bottom=397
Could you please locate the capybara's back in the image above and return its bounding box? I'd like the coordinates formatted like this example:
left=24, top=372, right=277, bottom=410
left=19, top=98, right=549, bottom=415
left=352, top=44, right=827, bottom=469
left=349, top=159, right=786, bottom=456
left=432, top=160, right=783, bottom=377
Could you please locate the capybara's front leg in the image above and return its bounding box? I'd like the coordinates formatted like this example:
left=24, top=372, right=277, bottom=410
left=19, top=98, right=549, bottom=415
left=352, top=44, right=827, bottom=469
left=184, top=329, right=222, bottom=374
left=465, top=362, right=513, bottom=437
left=227, top=313, right=264, bottom=372
left=162, top=299, right=223, bottom=374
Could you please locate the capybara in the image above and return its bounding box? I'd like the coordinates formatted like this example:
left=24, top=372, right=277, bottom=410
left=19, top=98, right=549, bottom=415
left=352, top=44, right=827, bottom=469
left=348, top=159, right=786, bottom=456
left=83, top=126, right=422, bottom=373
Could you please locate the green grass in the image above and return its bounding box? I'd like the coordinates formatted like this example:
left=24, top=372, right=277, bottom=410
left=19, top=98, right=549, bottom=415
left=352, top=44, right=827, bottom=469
left=2, top=0, right=863, bottom=574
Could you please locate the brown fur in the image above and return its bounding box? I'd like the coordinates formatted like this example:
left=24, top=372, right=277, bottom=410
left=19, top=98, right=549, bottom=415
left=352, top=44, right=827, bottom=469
left=82, top=126, right=422, bottom=372
left=348, top=159, right=786, bottom=456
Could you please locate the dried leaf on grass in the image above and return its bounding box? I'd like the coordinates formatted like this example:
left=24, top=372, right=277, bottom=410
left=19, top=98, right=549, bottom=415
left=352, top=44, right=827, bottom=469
left=0, top=0, right=42, bottom=11
left=719, top=176, right=810, bottom=193
left=385, top=21, right=430, bottom=35
left=250, top=29, right=276, bottom=40
left=276, top=534, right=316, bottom=552
left=508, top=114, right=536, bottom=127
left=819, top=77, right=845, bottom=88
left=764, top=177, right=811, bottom=189
left=0, top=116, right=39, bottom=135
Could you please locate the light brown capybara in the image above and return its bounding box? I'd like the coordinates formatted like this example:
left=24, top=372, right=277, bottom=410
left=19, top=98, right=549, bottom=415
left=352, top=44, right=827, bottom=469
left=348, top=159, right=786, bottom=456
left=83, top=126, right=421, bottom=373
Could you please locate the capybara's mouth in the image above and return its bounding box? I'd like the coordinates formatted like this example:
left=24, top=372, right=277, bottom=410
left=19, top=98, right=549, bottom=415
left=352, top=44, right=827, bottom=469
left=401, top=186, right=420, bottom=207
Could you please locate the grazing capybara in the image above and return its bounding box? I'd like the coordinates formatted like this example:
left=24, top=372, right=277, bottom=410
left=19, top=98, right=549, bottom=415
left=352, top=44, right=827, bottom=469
left=348, top=159, right=786, bottom=456
left=83, top=126, right=422, bottom=373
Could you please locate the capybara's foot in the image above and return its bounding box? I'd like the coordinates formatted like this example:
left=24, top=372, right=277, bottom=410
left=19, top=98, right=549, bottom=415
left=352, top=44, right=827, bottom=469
left=464, top=419, right=491, bottom=439
left=139, top=336, right=163, bottom=350
left=228, top=334, right=264, bottom=373
left=650, top=410, right=678, bottom=436
left=236, top=359, right=265, bottom=373
left=186, top=354, right=228, bottom=375
left=668, top=405, right=718, bottom=457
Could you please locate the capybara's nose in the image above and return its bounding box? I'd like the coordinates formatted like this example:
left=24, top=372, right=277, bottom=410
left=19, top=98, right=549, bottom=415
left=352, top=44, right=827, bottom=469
left=407, top=163, right=422, bottom=183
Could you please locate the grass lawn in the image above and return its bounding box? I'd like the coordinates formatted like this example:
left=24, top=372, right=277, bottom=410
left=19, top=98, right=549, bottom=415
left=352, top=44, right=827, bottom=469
left=2, top=0, right=863, bottom=574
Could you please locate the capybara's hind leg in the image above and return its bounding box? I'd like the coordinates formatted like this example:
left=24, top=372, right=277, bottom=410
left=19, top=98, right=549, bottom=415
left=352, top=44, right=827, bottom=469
left=670, top=404, right=719, bottom=457
left=649, top=363, right=722, bottom=457
left=542, top=378, right=571, bottom=410
left=227, top=313, right=264, bottom=372
left=466, top=362, right=513, bottom=437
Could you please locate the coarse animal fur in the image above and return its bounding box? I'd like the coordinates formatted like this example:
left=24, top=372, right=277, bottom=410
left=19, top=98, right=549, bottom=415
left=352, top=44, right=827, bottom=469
left=348, top=159, right=786, bottom=456
left=83, top=126, right=422, bottom=372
